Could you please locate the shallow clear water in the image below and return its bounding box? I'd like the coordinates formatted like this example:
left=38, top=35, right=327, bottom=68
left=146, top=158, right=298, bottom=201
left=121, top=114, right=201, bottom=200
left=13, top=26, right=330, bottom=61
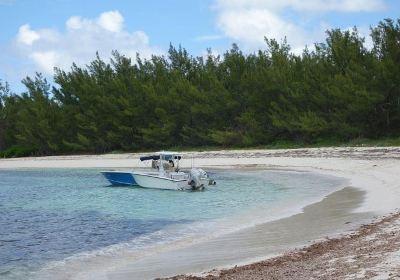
left=0, top=169, right=344, bottom=279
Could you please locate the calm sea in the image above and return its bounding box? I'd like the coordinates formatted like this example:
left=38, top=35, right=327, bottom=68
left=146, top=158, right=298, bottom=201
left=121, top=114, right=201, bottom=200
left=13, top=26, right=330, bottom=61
left=0, top=168, right=344, bottom=279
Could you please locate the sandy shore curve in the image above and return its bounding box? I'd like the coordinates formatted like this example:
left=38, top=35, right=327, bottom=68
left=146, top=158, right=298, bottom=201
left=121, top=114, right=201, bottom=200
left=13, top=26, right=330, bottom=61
left=2, top=147, right=400, bottom=279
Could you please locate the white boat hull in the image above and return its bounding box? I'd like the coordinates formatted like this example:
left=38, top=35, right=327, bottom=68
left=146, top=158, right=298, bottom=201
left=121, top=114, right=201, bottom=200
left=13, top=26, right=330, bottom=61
left=132, top=172, right=192, bottom=190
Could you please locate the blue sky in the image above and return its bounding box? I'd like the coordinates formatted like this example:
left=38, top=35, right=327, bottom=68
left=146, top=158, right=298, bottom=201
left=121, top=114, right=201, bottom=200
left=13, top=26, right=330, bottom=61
left=0, top=0, right=399, bottom=92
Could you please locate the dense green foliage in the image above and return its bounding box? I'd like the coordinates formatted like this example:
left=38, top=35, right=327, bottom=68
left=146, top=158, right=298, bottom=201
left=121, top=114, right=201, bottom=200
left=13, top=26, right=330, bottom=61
left=1, top=19, right=400, bottom=157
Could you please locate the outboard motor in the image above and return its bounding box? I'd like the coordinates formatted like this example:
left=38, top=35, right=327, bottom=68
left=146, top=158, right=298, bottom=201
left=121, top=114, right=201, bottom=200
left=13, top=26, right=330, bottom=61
left=189, top=168, right=208, bottom=190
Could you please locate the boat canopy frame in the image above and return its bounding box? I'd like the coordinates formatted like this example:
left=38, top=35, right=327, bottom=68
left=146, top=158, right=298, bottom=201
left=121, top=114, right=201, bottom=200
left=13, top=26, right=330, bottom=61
left=140, top=151, right=182, bottom=162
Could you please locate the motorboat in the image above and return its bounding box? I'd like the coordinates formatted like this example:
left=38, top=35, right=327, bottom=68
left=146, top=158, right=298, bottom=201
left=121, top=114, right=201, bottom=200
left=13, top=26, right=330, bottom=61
left=101, top=151, right=215, bottom=190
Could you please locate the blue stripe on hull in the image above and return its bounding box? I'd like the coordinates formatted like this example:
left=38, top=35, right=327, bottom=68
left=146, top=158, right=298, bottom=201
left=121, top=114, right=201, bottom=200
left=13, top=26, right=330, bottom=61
left=101, top=172, right=137, bottom=186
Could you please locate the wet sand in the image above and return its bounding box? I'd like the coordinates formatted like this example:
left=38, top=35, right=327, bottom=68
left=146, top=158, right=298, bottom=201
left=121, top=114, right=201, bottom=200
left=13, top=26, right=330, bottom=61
left=165, top=211, right=400, bottom=280
left=106, top=187, right=371, bottom=280
left=35, top=186, right=371, bottom=280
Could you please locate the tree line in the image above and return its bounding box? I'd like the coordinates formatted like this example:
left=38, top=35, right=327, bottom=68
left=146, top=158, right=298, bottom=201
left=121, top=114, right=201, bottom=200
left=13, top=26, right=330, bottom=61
left=0, top=18, right=399, bottom=157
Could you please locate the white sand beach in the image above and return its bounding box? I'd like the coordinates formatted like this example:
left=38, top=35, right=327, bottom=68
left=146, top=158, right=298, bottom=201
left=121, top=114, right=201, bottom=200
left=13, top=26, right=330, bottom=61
left=2, top=147, right=400, bottom=279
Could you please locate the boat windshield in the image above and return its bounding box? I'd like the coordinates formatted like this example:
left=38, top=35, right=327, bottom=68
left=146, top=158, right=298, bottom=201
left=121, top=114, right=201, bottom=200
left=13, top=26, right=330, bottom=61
left=141, top=152, right=182, bottom=171
left=162, top=155, right=181, bottom=161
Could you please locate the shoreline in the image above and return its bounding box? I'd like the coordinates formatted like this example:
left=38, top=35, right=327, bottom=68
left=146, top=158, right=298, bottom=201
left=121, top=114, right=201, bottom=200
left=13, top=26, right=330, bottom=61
left=33, top=179, right=367, bottom=280
left=164, top=210, right=400, bottom=280
left=104, top=186, right=371, bottom=280
left=2, top=147, right=400, bottom=279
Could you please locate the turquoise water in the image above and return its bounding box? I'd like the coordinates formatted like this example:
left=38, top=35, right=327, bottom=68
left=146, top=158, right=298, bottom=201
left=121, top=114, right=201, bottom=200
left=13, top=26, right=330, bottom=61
left=0, top=169, right=343, bottom=279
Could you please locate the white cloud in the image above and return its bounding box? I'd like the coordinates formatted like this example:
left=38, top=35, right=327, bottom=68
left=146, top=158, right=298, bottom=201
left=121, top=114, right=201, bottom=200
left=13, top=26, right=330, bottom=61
left=17, top=24, right=40, bottom=46
left=97, top=10, right=124, bottom=33
left=214, top=0, right=385, bottom=52
left=217, top=8, right=305, bottom=49
left=319, top=0, right=384, bottom=12
left=66, top=16, right=85, bottom=30
left=30, top=51, right=59, bottom=73
left=14, top=10, right=161, bottom=74
left=215, top=0, right=385, bottom=13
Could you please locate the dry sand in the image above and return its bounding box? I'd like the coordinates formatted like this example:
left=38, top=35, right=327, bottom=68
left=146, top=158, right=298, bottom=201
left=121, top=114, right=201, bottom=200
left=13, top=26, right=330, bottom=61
left=2, top=147, right=400, bottom=279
